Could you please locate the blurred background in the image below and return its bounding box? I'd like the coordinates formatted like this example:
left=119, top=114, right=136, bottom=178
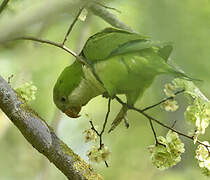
left=0, top=0, right=210, bottom=179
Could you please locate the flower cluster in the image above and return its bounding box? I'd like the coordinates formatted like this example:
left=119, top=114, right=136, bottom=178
left=195, top=141, right=210, bottom=176
left=161, top=99, right=179, bottom=112
left=162, top=83, right=179, bottom=112
left=15, top=81, right=37, bottom=102
left=148, top=131, right=185, bottom=170
left=87, top=145, right=111, bottom=163
left=173, top=78, right=210, bottom=139
left=83, top=129, right=97, bottom=143
left=83, top=114, right=111, bottom=164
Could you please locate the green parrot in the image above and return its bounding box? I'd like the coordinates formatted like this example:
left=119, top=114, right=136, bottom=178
left=53, top=27, right=194, bottom=132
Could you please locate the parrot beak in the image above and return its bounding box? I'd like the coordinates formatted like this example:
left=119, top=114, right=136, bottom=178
left=65, top=106, right=81, bottom=118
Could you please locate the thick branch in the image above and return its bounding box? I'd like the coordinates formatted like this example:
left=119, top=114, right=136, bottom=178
left=0, top=75, right=102, bottom=180
left=88, top=3, right=134, bottom=32
left=0, top=0, right=10, bottom=14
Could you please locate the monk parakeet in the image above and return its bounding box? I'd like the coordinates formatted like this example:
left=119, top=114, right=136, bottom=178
left=53, top=27, right=193, bottom=132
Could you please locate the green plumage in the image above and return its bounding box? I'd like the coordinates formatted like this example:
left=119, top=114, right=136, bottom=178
left=53, top=27, right=194, bottom=131
left=82, top=28, right=148, bottom=61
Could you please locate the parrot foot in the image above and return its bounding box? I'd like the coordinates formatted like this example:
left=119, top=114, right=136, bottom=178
left=102, top=92, right=110, bottom=99
left=102, top=92, right=115, bottom=99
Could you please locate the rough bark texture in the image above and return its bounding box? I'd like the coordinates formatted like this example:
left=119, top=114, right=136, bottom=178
left=0, top=76, right=102, bottom=180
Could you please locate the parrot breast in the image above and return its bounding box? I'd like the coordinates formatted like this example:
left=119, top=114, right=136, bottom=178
left=68, top=65, right=105, bottom=106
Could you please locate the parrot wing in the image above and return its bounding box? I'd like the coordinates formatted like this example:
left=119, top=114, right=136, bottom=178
left=93, top=48, right=172, bottom=100
left=81, top=27, right=149, bottom=61
left=109, top=40, right=173, bottom=61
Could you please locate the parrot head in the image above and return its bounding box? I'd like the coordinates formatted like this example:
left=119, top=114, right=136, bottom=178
left=53, top=61, right=83, bottom=118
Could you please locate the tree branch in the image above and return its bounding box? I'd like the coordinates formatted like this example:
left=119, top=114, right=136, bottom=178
left=114, top=95, right=210, bottom=148
left=0, top=0, right=10, bottom=14
left=88, top=3, right=134, bottom=32
left=13, top=36, right=87, bottom=65
left=0, top=75, right=102, bottom=180
left=89, top=98, right=111, bottom=168
left=141, top=89, right=185, bottom=112
left=62, top=7, right=84, bottom=45
left=0, top=0, right=93, bottom=43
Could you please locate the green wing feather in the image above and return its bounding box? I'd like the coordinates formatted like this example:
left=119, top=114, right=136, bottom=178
left=94, top=48, right=177, bottom=102
left=109, top=40, right=173, bottom=61
left=81, top=27, right=148, bottom=61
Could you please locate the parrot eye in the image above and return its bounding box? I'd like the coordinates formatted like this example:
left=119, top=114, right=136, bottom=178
left=61, top=97, right=66, bottom=102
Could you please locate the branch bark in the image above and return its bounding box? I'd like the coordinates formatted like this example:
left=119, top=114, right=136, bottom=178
left=0, top=0, right=93, bottom=43
left=0, top=75, right=102, bottom=180
left=88, top=3, right=134, bottom=32
left=0, top=0, right=10, bottom=14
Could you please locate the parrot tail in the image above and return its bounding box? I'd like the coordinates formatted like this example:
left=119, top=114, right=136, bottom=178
left=172, top=70, right=202, bottom=82
left=167, top=62, right=202, bottom=82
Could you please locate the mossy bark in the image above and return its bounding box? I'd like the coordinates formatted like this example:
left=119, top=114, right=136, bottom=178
left=0, top=75, right=102, bottom=180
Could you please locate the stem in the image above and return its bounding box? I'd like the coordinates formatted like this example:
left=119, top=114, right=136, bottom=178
left=99, top=98, right=111, bottom=148
left=89, top=98, right=111, bottom=168
left=142, top=89, right=184, bottom=112
left=114, top=95, right=210, bottom=148
left=148, top=117, right=159, bottom=145
left=62, top=7, right=84, bottom=45
left=13, top=36, right=87, bottom=65
left=89, top=121, right=100, bottom=136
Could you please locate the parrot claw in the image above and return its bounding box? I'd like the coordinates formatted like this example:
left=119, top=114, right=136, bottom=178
left=102, top=92, right=115, bottom=99
left=102, top=92, right=110, bottom=98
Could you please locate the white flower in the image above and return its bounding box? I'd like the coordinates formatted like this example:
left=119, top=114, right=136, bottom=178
left=161, top=100, right=179, bottom=112
left=83, top=129, right=97, bottom=143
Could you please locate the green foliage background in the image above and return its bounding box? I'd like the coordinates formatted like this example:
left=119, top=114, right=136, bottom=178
left=0, top=0, right=210, bottom=179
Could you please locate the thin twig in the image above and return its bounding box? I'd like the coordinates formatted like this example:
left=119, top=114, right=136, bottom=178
left=0, top=0, right=10, bottom=14
left=7, top=74, right=14, bottom=84
left=100, top=98, right=111, bottom=148
left=13, top=36, right=87, bottom=65
left=148, top=117, right=159, bottom=145
left=89, top=98, right=111, bottom=167
left=89, top=121, right=100, bottom=136
left=171, top=120, right=177, bottom=128
left=142, top=89, right=185, bottom=112
left=114, top=96, right=210, bottom=148
left=62, top=7, right=84, bottom=45
left=13, top=35, right=105, bottom=91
